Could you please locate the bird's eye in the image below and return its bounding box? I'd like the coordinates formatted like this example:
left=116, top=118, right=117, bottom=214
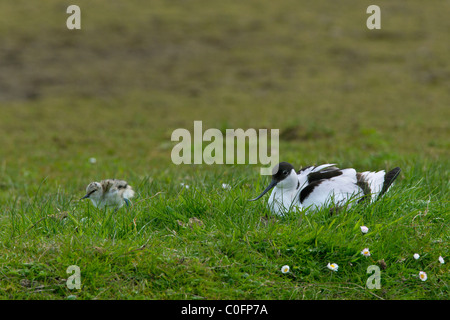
left=283, top=170, right=288, bottom=175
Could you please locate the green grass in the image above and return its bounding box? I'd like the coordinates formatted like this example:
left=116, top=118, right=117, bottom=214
left=0, top=162, right=448, bottom=299
left=0, top=1, right=449, bottom=299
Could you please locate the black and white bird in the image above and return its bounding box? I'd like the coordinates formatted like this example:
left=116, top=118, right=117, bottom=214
left=81, top=179, right=135, bottom=210
left=250, top=162, right=401, bottom=215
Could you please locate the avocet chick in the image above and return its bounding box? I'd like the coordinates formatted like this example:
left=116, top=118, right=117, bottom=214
left=81, top=179, right=135, bottom=210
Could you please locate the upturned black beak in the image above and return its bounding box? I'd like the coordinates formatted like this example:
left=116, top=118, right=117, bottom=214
left=80, top=194, right=89, bottom=200
left=249, top=180, right=277, bottom=201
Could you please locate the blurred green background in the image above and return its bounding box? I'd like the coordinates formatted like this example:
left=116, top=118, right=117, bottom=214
left=0, top=0, right=448, bottom=190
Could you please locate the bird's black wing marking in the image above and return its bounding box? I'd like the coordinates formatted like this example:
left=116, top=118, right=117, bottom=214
left=298, top=168, right=343, bottom=204
left=356, top=173, right=371, bottom=203
left=299, top=180, right=323, bottom=203
left=307, top=169, right=342, bottom=184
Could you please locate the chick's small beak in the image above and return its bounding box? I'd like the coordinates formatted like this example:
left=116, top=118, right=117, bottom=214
left=80, top=194, right=89, bottom=200
left=249, top=180, right=277, bottom=201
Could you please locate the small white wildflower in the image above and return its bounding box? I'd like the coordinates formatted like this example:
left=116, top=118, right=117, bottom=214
left=438, top=256, right=445, bottom=264
left=413, top=253, right=420, bottom=260
left=361, top=248, right=371, bottom=257
left=419, top=271, right=427, bottom=281
left=281, top=265, right=290, bottom=274
left=327, top=263, right=338, bottom=272
left=221, top=183, right=231, bottom=190
left=180, top=183, right=189, bottom=189
left=89, top=157, right=97, bottom=164
left=360, top=226, right=369, bottom=234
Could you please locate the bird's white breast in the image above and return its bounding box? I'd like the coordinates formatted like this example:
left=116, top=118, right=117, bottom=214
left=268, top=186, right=302, bottom=215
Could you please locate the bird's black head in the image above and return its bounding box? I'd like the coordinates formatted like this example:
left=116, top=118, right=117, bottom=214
left=249, top=162, right=295, bottom=201
left=272, top=162, right=295, bottom=183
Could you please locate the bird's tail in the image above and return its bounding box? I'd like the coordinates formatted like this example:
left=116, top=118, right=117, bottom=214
left=358, top=167, right=401, bottom=201
left=379, top=167, right=401, bottom=198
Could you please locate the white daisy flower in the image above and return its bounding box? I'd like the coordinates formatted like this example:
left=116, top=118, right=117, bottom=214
left=361, top=248, right=371, bottom=257
left=89, top=157, right=97, bottom=164
left=419, top=271, right=427, bottom=281
left=221, top=183, right=231, bottom=190
left=360, top=226, right=369, bottom=234
left=281, top=265, right=290, bottom=274
left=438, top=256, right=445, bottom=264
left=413, top=253, right=420, bottom=260
left=327, top=263, right=338, bottom=272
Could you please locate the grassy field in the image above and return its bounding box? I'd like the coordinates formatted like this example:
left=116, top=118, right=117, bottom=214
left=0, top=1, right=448, bottom=300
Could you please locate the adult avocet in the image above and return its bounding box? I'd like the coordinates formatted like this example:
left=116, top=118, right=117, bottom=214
left=250, top=162, right=400, bottom=215
left=81, top=179, right=135, bottom=209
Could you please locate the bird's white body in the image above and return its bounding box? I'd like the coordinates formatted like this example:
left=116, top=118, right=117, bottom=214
left=82, top=179, right=135, bottom=210
left=89, top=186, right=134, bottom=209
left=253, top=163, right=400, bottom=216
